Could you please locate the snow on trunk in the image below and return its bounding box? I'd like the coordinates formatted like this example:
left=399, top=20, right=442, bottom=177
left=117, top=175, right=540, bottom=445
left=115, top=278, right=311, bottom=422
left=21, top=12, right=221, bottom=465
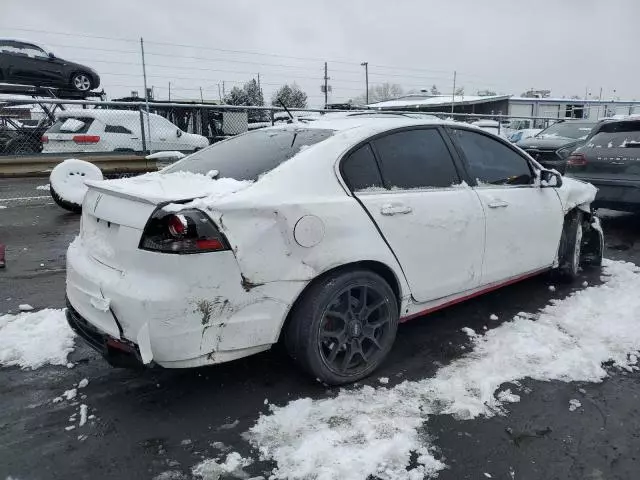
left=0, top=309, right=75, bottom=369
left=248, top=259, right=640, bottom=480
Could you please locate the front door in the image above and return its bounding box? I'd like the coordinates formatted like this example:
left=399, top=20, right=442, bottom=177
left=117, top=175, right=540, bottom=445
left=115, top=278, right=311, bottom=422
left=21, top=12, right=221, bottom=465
left=342, top=128, right=486, bottom=303
left=7, top=42, right=63, bottom=86
left=447, top=128, right=564, bottom=285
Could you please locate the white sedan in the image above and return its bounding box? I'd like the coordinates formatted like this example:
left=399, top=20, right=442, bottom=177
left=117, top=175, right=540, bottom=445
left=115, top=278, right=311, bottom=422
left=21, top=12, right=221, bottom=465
left=65, top=117, right=603, bottom=384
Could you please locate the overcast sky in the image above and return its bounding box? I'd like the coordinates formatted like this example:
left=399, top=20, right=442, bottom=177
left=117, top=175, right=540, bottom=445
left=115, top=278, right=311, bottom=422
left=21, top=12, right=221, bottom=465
left=2, top=0, right=639, bottom=107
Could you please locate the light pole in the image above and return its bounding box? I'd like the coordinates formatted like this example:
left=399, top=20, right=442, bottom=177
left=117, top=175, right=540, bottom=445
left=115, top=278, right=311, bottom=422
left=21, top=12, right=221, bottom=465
left=361, top=62, right=369, bottom=105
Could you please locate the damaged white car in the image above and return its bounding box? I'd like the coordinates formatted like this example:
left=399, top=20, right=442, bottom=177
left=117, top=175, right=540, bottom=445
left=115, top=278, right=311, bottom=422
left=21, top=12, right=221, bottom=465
left=66, top=117, right=603, bottom=384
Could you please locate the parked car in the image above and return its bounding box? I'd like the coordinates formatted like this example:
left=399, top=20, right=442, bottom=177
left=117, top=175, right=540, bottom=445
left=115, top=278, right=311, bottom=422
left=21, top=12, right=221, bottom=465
left=65, top=118, right=602, bottom=385
left=0, top=39, right=100, bottom=92
left=508, top=128, right=542, bottom=144
left=566, top=118, right=640, bottom=212
left=0, top=116, right=48, bottom=155
left=470, top=119, right=508, bottom=138
left=517, top=119, right=598, bottom=173
left=42, top=110, right=209, bottom=153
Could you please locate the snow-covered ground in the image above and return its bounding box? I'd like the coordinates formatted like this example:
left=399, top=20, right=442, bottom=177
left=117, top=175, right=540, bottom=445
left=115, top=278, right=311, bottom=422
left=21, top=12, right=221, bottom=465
left=0, top=309, right=74, bottom=369
left=248, top=259, right=640, bottom=480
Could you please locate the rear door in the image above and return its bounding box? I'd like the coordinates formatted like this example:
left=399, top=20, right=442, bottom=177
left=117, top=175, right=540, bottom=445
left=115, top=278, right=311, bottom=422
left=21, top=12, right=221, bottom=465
left=447, top=127, right=564, bottom=285
left=343, top=127, right=486, bottom=303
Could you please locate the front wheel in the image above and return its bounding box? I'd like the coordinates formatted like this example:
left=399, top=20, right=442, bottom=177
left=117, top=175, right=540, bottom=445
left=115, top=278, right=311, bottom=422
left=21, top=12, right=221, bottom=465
left=559, top=210, right=583, bottom=280
left=285, top=269, right=398, bottom=385
left=71, top=72, right=92, bottom=92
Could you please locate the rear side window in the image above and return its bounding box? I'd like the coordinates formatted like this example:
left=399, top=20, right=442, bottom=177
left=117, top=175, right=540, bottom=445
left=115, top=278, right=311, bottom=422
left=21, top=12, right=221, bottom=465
left=105, top=125, right=133, bottom=134
left=450, top=129, right=533, bottom=186
left=372, top=129, right=460, bottom=189
left=48, top=117, right=94, bottom=134
left=165, top=128, right=334, bottom=180
left=342, top=144, right=383, bottom=191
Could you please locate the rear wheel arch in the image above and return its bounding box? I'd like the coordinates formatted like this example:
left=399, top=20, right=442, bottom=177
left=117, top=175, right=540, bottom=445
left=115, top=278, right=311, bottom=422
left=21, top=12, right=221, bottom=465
left=277, top=260, right=402, bottom=342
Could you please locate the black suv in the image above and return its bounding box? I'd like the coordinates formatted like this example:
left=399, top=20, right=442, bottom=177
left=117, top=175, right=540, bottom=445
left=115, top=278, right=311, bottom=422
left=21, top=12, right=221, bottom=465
left=565, top=118, right=640, bottom=212
left=0, top=39, right=100, bottom=93
left=517, top=119, right=598, bottom=173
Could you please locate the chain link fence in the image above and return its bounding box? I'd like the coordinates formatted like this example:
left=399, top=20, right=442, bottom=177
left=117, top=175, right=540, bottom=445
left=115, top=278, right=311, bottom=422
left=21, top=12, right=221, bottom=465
left=0, top=98, right=590, bottom=159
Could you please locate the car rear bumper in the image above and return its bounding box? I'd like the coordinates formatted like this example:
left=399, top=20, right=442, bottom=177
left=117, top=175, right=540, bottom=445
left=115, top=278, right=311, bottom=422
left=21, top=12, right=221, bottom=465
left=66, top=236, right=304, bottom=368
left=571, top=177, right=640, bottom=211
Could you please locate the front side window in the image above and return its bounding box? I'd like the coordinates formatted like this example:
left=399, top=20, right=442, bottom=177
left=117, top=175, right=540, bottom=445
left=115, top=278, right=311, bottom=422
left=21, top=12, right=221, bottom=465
left=21, top=44, right=47, bottom=58
left=450, top=128, right=533, bottom=186
left=371, top=129, right=460, bottom=189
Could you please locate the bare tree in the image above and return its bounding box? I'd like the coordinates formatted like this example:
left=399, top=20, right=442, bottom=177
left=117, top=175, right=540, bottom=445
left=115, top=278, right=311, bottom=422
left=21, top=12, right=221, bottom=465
left=454, top=86, right=465, bottom=96
left=353, top=82, right=404, bottom=105
left=430, top=84, right=441, bottom=95
left=476, top=89, right=497, bottom=96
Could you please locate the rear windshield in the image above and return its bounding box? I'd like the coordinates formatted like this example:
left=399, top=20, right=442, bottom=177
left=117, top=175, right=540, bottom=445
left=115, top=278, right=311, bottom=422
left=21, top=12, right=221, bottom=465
left=537, top=122, right=596, bottom=140
left=48, top=117, right=94, bottom=134
left=164, top=127, right=334, bottom=180
left=586, top=124, right=640, bottom=148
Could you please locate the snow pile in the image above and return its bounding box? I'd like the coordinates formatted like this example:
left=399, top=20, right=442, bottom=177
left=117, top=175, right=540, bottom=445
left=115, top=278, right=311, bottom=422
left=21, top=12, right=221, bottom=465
left=49, top=159, right=103, bottom=206
left=36, top=184, right=51, bottom=191
left=191, top=452, right=252, bottom=479
left=249, top=259, right=640, bottom=480
left=568, top=399, right=582, bottom=412
left=0, top=309, right=75, bottom=369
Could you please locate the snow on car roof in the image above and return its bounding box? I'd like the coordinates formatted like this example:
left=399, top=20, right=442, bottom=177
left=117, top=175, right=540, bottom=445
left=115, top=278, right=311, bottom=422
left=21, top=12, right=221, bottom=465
left=367, top=94, right=510, bottom=109
left=55, top=109, right=159, bottom=119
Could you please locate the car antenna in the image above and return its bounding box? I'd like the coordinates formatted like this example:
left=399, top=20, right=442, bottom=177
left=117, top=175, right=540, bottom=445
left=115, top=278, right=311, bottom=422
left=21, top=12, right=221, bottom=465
left=278, top=100, right=296, bottom=123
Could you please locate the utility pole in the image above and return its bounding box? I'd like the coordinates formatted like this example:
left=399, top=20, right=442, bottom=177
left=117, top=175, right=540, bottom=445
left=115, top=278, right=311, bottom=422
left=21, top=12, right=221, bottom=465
left=217, top=83, right=222, bottom=103
left=323, top=62, right=329, bottom=107
left=168, top=81, right=171, bottom=101
left=451, top=70, right=457, bottom=114
left=361, top=62, right=369, bottom=105
left=257, top=73, right=261, bottom=93
left=222, top=81, right=226, bottom=99
left=140, top=37, right=151, bottom=152
left=200, top=86, right=204, bottom=103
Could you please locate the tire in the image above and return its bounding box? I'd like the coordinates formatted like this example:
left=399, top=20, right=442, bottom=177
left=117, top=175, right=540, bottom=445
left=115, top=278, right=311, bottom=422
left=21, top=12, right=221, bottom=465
left=582, top=216, right=604, bottom=267
left=49, top=159, right=104, bottom=214
left=50, top=184, right=82, bottom=214
left=71, top=72, right=92, bottom=92
left=559, top=210, right=583, bottom=280
left=285, top=269, right=399, bottom=385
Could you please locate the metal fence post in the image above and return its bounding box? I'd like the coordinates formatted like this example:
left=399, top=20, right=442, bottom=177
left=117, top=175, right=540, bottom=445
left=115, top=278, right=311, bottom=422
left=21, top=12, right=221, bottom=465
left=270, top=108, right=275, bottom=126
left=139, top=107, right=147, bottom=153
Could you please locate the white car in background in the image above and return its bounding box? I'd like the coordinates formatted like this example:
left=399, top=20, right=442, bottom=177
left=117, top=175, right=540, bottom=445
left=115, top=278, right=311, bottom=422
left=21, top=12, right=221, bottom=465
left=65, top=117, right=603, bottom=385
left=42, top=109, right=209, bottom=153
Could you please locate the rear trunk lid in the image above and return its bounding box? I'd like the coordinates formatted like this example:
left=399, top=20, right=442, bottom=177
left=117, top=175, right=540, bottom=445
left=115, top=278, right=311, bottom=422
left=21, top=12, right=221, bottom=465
left=80, top=172, right=252, bottom=270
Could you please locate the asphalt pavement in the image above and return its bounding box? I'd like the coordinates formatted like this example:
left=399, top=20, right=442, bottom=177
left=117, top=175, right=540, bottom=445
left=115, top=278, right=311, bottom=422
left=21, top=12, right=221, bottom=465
left=1, top=177, right=640, bottom=480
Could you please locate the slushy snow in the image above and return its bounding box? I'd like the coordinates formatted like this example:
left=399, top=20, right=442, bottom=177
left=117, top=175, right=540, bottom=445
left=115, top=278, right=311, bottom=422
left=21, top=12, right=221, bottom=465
left=18, top=304, right=33, bottom=312
left=569, top=399, right=582, bottom=412
left=79, top=404, right=88, bottom=427
left=249, top=260, right=640, bottom=480
left=0, top=309, right=74, bottom=369
left=191, top=452, right=252, bottom=479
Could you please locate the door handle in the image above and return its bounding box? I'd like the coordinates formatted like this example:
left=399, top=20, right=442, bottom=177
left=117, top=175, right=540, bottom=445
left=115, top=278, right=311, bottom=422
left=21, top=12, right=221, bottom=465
left=488, top=200, right=509, bottom=208
left=381, top=203, right=413, bottom=216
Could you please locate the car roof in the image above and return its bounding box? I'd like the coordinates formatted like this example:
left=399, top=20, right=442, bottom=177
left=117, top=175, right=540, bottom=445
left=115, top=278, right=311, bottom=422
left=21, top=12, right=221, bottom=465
left=265, top=116, right=458, bottom=134
left=55, top=109, right=159, bottom=119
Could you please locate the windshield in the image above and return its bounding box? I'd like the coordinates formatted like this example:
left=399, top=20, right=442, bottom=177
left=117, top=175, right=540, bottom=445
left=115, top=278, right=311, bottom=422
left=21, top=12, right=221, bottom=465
left=536, top=121, right=596, bottom=140
left=164, top=127, right=334, bottom=180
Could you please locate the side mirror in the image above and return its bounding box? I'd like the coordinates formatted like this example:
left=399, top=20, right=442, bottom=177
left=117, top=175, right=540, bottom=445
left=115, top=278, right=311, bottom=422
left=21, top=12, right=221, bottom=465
left=540, top=169, right=563, bottom=188
left=48, top=52, right=55, bottom=59
left=176, top=129, right=182, bottom=138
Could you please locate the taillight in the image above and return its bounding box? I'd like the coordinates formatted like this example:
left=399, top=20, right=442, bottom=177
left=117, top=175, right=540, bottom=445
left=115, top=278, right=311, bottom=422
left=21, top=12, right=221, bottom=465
left=139, top=208, right=229, bottom=254
left=567, top=153, right=587, bottom=166
left=72, top=135, right=100, bottom=144
left=41, top=135, right=49, bottom=143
